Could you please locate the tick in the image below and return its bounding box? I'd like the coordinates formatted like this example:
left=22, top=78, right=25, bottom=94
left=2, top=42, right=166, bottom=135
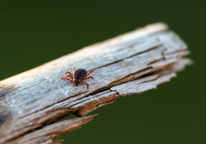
left=60, top=68, right=94, bottom=89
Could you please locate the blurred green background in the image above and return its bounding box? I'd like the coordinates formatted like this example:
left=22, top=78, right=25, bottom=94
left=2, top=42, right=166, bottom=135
left=0, top=1, right=205, bottom=144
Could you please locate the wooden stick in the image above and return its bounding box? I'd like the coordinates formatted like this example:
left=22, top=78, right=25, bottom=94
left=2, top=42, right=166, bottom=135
left=0, top=23, right=191, bottom=144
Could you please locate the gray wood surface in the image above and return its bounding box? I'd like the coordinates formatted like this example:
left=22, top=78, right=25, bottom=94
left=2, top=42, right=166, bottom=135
left=0, top=23, right=191, bottom=144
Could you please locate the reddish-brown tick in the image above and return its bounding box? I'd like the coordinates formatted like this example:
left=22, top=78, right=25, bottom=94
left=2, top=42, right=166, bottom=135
left=60, top=68, right=94, bottom=89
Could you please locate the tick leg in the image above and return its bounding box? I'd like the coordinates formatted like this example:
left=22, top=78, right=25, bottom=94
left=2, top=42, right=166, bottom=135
left=66, top=75, right=73, bottom=79
left=86, top=70, right=94, bottom=77
left=81, top=82, right=89, bottom=89
left=60, top=78, right=73, bottom=82
left=83, top=77, right=94, bottom=80
left=64, top=71, right=74, bottom=78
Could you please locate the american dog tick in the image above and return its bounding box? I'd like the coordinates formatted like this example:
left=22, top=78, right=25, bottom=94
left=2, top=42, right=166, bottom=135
left=60, top=68, right=94, bottom=89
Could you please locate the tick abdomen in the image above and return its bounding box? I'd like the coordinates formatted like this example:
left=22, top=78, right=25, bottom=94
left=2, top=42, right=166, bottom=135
left=74, top=68, right=87, bottom=82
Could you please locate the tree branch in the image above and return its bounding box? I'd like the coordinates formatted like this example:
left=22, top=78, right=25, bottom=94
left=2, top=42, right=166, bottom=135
left=0, top=22, right=191, bottom=144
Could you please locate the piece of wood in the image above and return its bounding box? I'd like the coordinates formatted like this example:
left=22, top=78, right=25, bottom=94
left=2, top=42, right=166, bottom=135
left=0, top=23, right=191, bottom=144
left=8, top=115, right=97, bottom=144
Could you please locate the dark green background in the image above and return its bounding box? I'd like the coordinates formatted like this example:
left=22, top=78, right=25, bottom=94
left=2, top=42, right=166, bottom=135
left=0, top=1, right=205, bottom=144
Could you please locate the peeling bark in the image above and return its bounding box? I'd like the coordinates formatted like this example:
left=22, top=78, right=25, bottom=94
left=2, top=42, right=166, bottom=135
left=0, top=23, right=191, bottom=144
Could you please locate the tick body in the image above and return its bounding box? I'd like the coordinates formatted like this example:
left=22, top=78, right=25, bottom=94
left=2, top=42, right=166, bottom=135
left=60, top=68, right=94, bottom=89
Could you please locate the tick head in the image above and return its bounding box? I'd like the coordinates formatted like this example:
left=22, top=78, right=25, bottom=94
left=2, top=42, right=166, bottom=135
left=75, top=81, right=79, bottom=86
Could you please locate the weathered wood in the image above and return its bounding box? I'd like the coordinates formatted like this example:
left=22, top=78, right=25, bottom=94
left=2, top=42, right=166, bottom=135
left=0, top=23, right=191, bottom=144
left=8, top=115, right=97, bottom=144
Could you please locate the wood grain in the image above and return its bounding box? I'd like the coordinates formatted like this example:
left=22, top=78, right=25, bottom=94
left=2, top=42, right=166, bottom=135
left=0, top=23, right=191, bottom=144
